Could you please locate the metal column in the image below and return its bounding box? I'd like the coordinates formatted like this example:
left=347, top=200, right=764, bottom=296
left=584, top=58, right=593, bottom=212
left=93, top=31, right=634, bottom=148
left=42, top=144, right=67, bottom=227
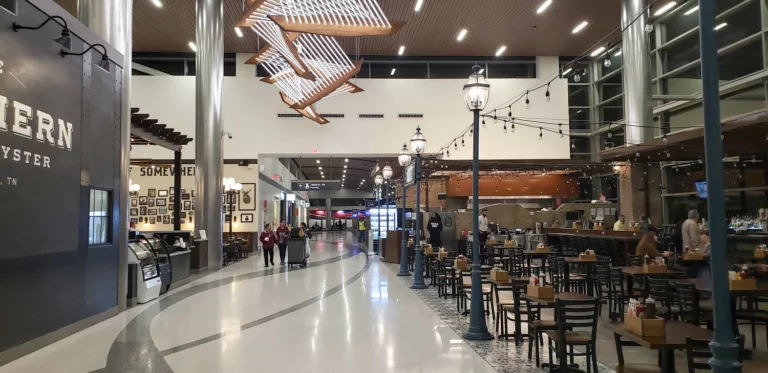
left=398, top=184, right=410, bottom=276
left=620, top=0, right=653, bottom=145
left=194, top=0, right=224, bottom=268
left=464, top=109, right=493, bottom=340
left=325, top=197, right=332, bottom=229
left=699, top=1, right=742, bottom=371
left=411, top=155, right=426, bottom=289
left=77, top=0, right=132, bottom=312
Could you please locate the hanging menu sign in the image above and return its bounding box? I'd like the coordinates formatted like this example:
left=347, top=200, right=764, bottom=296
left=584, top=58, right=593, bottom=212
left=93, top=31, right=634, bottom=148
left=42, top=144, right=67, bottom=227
left=291, top=180, right=341, bottom=191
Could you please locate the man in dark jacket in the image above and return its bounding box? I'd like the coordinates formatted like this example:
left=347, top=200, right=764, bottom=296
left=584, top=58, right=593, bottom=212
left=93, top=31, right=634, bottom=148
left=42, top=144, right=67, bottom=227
left=427, top=213, right=443, bottom=248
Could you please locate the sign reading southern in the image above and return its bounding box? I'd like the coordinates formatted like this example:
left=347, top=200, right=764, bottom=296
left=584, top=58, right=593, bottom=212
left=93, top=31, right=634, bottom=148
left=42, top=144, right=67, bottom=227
left=291, top=180, right=341, bottom=191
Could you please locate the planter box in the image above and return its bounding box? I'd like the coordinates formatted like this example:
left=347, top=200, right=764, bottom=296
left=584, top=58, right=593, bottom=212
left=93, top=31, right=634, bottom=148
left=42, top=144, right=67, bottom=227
left=624, top=313, right=665, bottom=337
left=527, top=285, right=555, bottom=300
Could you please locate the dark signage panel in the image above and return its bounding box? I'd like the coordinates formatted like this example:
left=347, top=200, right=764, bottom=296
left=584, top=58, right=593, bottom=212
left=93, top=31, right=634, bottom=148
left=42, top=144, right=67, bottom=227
left=291, top=180, right=341, bottom=191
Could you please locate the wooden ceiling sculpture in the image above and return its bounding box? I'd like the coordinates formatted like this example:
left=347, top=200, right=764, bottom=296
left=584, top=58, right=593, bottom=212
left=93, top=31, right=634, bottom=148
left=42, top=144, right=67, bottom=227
left=236, top=0, right=402, bottom=124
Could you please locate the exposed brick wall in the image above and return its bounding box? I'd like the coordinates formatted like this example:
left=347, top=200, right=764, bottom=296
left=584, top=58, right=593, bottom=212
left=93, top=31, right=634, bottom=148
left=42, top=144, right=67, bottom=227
left=618, top=165, right=663, bottom=226
left=395, top=179, right=447, bottom=211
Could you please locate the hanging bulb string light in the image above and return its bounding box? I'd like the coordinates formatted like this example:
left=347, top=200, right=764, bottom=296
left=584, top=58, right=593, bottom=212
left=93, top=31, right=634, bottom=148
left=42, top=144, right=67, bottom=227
left=480, top=0, right=660, bottom=116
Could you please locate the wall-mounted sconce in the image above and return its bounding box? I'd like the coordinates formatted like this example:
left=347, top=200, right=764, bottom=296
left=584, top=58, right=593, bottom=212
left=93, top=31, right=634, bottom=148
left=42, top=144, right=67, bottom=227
left=233, top=216, right=237, bottom=222
left=13, top=15, right=72, bottom=51
left=61, top=43, right=110, bottom=73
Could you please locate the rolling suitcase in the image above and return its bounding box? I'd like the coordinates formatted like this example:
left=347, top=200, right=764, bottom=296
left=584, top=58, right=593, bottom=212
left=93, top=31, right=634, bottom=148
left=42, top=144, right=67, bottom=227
left=287, top=237, right=308, bottom=268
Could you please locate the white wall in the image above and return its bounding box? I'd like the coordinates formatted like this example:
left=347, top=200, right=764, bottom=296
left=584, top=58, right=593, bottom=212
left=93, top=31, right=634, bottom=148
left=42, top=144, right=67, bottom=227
left=257, top=157, right=309, bottom=230
left=130, top=72, right=570, bottom=161
left=129, top=164, right=260, bottom=232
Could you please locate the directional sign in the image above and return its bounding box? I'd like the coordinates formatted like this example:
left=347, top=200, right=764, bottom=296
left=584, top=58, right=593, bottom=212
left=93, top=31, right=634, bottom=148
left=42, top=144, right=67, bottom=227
left=291, top=180, right=341, bottom=191
left=365, top=199, right=376, bottom=208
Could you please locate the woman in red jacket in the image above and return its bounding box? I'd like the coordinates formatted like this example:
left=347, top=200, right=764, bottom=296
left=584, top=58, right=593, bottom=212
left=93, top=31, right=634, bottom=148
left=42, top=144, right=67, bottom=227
left=260, top=223, right=277, bottom=267
left=275, top=220, right=290, bottom=265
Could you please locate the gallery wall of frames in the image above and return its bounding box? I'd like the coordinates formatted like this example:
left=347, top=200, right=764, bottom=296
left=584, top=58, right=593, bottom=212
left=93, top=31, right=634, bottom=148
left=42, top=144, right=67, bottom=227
left=129, top=164, right=260, bottom=232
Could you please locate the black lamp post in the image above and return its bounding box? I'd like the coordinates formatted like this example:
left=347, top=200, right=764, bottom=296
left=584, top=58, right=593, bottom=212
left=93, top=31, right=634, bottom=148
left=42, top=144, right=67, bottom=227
left=410, top=127, right=427, bottom=289
left=397, top=144, right=413, bottom=276
left=223, top=178, right=242, bottom=240
left=374, top=172, right=384, bottom=255
left=383, top=163, right=393, bottom=251
left=462, top=65, right=493, bottom=340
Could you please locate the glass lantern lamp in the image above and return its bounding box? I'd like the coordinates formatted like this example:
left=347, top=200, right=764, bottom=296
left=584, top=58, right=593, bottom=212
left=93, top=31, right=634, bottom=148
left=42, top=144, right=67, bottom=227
left=398, top=143, right=412, bottom=166
left=463, top=64, right=491, bottom=111
left=382, top=163, right=393, bottom=181
left=374, top=173, right=384, bottom=187
left=410, top=127, right=427, bottom=155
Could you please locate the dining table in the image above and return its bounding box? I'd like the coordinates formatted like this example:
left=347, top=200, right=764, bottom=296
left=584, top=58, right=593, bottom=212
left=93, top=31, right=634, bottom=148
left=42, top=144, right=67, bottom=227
left=488, top=276, right=531, bottom=341
left=523, top=250, right=550, bottom=275
left=617, top=266, right=684, bottom=296
left=603, top=320, right=713, bottom=373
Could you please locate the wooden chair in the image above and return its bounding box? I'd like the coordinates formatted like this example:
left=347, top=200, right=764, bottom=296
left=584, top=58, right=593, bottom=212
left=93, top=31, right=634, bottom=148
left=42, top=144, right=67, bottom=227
left=546, top=298, right=601, bottom=373
left=685, top=336, right=744, bottom=373
left=436, top=258, right=459, bottom=300
left=558, top=256, right=587, bottom=293
left=525, top=294, right=553, bottom=367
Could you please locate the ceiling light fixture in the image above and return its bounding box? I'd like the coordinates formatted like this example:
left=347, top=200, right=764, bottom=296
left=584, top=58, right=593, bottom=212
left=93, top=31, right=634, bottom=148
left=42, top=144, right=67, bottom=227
left=572, top=21, right=588, bottom=34
left=234, top=27, right=243, bottom=37
left=495, top=46, right=507, bottom=56
left=316, top=160, right=320, bottom=164
left=398, top=45, right=405, bottom=55
left=319, top=166, right=322, bottom=170
left=654, top=2, right=677, bottom=16
left=151, top=0, right=162, bottom=8
left=415, top=0, right=424, bottom=12
left=536, top=0, right=552, bottom=14
left=684, top=5, right=699, bottom=15
left=614, top=50, right=622, bottom=57
left=13, top=15, right=72, bottom=51
left=188, top=41, right=197, bottom=52
left=391, top=68, right=396, bottom=76
left=478, top=68, right=485, bottom=74
left=590, top=46, right=606, bottom=57
left=457, top=29, right=468, bottom=41
left=344, top=165, right=347, bottom=168
left=715, top=22, right=727, bottom=31
left=562, top=67, right=573, bottom=76
left=345, top=158, right=349, bottom=162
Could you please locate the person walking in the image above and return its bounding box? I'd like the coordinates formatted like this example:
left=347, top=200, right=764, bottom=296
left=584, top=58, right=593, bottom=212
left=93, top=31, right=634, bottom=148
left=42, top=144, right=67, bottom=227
left=682, top=209, right=702, bottom=251
left=427, top=213, right=443, bottom=248
left=358, top=218, right=367, bottom=243
left=276, top=220, right=290, bottom=265
left=259, top=223, right=277, bottom=267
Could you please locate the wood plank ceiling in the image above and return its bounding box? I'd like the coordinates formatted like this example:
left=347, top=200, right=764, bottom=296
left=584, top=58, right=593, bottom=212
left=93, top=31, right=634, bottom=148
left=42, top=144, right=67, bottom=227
left=54, top=0, right=621, bottom=56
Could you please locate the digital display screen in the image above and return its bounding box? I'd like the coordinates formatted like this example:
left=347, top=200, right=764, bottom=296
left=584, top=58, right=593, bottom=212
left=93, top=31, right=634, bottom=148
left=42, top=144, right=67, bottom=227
left=695, top=181, right=707, bottom=199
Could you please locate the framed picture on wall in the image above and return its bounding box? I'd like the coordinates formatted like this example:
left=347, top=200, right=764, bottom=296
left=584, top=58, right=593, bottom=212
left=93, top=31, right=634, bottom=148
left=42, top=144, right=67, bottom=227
left=159, top=207, right=167, bottom=214
left=189, top=211, right=194, bottom=217
left=170, top=187, right=175, bottom=194
left=130, top=208, right=138, bottom=216
left=156, top=198, right=167, bottom=206
left=148, top=189, right=156, bottom=197
left=239, top=183, right=256, bottom=211
left=129, top=191, right=138, bottom=198
left=149, top=217, right=156, bottom=224
left=130, top=218, right=138, bottom=224
left=180, top=212, right=187, bottom=219
left=191, top=190, right=195, bottom=198
left=184, top=201, right=191, bottom=210
left=139, top=217, right=144, bottom=223
left=181, top=189, right=186, bottom=194
left=171, top=217, right=175, bottom=224
left=241, top=213, right=254, bottom=223
left=224, top=214, right=231, bottom=223
left=140, top=207, right=147, bottom=215
left=139, top=196, right=148, bottom=205
left=163, top=215, right=170, bottom=224
left=158, top=190, right=168, bottom=197
left=169, top=195, right=175, bottom=203
left=131, top=199, right=138, bottom=207
left=180, top=219, right=186, bottom=224
left=148, top=199, right=155, bottom=207
left=148, top=209, right=158, bottom=216
left=169, top=204, right=174, bottom=211
left=181, top=193, right=191, bottom=200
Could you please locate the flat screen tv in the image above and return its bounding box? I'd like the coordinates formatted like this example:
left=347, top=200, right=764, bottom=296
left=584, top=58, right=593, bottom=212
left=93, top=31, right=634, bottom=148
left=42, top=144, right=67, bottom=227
left=565, top=211, right=580, bottom=220
left=695, top=181, right=708, bottom=199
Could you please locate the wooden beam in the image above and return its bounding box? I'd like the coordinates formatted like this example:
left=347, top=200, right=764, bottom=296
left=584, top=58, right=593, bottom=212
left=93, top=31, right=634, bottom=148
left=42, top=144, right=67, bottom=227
left=292, top=59, right=364, bottom=110
left=280, top=92, right=329, bottom=125
left=234, top=0, right=267, bottom=28
left=269, top=16, right=405, bottom=37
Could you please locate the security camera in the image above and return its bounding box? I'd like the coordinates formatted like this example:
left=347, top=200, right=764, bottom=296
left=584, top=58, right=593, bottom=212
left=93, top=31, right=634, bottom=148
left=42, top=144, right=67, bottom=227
left=223, top=131, right=233, bottom=139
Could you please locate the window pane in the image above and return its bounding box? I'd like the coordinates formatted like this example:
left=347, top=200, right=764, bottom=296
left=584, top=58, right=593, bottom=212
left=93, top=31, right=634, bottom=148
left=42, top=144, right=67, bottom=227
left=89, top=189, right=111, bottom=245
left=601, top=52, right=623, bottom=77
left=370, top=63, right=428, bottom=79
left=569, top=108, right=590, bottom=131
left=664, top=33, right=700, bottom=72
left=601, top=102, right=624, bottom=124
left=487, top=63, right=536, bottom=78
left=568, top=85, right=589, bottom=107
left=599, top=74, right=623, bottom=102
left=427, top=63, right=476, bottom=79
left=571, top=137, right=590, bottom=153
left=601, top=128, right=625, bottom=149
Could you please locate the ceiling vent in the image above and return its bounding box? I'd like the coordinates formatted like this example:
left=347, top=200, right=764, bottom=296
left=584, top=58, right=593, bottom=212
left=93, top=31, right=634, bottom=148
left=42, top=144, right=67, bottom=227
left=399, top=113, right=424, bottom=118
left=278, top=113, right=303, bottom=118
left=320, top=114, right=345, bottom=118
left=359, top=114, right=384, bottom=119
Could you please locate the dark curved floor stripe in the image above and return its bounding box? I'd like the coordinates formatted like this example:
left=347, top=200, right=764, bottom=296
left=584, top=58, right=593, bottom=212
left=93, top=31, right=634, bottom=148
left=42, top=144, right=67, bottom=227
left=159, top=253, right=372, bottom=357
left=94, top=235, right=366, bottom=373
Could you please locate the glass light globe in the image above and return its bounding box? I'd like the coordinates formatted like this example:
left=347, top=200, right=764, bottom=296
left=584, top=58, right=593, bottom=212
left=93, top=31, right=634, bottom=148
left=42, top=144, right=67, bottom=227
left=604, top=58, right=612, bottom=68
left=382, top=163, right=393, bottom=180
left=463, top=65, right=490, bottom=111
left=410, top=127, right=427, bottom=155
left=574, top=74, right=581, bottom=83
left=397, top=144, right=412, bottom=166
left=374, top=173, right=384, bottom=186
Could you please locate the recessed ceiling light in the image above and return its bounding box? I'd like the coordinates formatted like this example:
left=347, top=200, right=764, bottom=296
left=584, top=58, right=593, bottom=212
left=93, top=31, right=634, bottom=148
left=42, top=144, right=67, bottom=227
left=715, top=22, right=727, bottom=31
left=151, top=0, right=162, bottom=8
left=343, top=170, right=347, bottom=173
left=495, top=46, right=507, bottom=56
left=345, top=158, right=349, bottom=162
left=684, top=5, right=698, bottom=15
left=319, top=166, right=322, bottom=170
left=398, top=45, right=405, bottom=55
left=562, top=67, right=573, bottom=76
left=590, top=46, right=606, bottom=57
left=457, top=29, right=468, bottom=41
left=614, top=50, right=622, bottom=57
left=536, top=0, right=552, bottom=14
left=572, top=21, right=588, bottom=34
left=234, top=27, right=243, bottom=38
left=344, top=165, right=347, bottom=168
left=391, top=68, right=396, bottom=76
left=415, top=0, right=424, bottom=11
left=316, top=160, right=320, bottom=164
left=654, top=2, right=677, bottom=16
left=188, top=41, right=197, bottom=52
left=322, top=175, right=325, bottom=178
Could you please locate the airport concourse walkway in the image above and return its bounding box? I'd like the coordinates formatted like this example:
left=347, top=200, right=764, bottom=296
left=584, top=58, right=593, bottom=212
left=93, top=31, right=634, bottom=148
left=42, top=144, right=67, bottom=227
left=0, top=232, right=497, bottom=373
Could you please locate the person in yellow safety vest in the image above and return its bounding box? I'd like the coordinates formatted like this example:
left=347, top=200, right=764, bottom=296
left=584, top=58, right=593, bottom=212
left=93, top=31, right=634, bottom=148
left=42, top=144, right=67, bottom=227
left=358, top=219, right=366, bottom=243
